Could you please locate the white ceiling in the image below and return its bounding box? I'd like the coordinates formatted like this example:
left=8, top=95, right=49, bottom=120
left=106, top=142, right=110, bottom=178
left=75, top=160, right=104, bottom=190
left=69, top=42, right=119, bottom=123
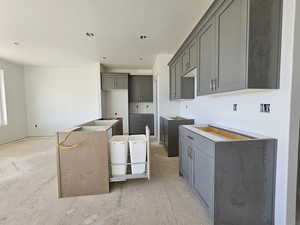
left=0, top=0, right=212, bottom=69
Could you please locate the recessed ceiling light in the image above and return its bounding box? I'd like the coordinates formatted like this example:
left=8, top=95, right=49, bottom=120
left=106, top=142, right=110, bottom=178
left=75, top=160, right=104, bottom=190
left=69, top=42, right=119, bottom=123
left=139, top=57, right=143, bottom=61
left=102, top=56, right=107, bottom=60
left=139, top=35, right=149, bottom=40
left=13, top=42, right=20, bottom=46
left=86, top=32, right=95, bottom=38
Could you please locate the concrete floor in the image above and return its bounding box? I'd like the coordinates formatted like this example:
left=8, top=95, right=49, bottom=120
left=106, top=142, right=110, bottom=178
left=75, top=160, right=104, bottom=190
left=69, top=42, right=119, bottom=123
left=0, top=137, right=210, bottom=225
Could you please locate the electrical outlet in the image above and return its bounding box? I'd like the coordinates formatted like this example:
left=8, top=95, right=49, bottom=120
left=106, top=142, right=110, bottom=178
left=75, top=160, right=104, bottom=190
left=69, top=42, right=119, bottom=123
left=260, top=104, right=271, bottom=113
left=233, top=104, right=238, bottom=111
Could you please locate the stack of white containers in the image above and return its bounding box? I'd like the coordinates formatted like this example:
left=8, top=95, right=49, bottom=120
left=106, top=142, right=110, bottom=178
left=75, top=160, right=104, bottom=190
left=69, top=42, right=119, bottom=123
left=129, top=135, right=147, bottom=174
left=109, top=134, right=147, bottom=176
left=109, top=135, right=129, bottom=176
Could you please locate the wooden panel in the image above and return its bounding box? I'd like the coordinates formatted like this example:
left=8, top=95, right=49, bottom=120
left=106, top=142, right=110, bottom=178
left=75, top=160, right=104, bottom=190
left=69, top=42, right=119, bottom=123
left=196, top=126, right=253, bottom=140
left=57, top=130, right=109, bottom=197
left=217, top=0, right=247, bottom=92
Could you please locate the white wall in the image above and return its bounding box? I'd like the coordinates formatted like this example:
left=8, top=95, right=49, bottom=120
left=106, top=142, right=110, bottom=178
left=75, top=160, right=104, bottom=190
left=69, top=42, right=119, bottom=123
left=177, top=0, right=296, bottom=224
left=102, top=90, right=129, bottom=134
left=287, top=0, right=300, bottom=224
left=24, top=65, right=101, bottom=136
left=153, top=54, right=181, bottom=141
left=0, top=59, right=27, bottom=144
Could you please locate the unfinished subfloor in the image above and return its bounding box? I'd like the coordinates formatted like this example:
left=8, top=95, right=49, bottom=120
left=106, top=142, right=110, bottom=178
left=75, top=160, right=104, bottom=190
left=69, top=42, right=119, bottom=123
left=0, top=137, right=210, bottom=225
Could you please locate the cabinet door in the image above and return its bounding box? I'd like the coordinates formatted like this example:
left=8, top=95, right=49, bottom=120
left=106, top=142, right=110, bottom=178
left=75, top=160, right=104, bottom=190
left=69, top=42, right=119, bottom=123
left=160, top=117, right=165, bottom=144
left=115, top=76, right=128, bottom=89
left=182, top=50, right=190, bottom=74
left=140, top=76, right=153, bottom=102
left=164, top=119, right=168, bottom=147
left=102, top=76, right=115, bottom=91
left=216, top=0, right=247, bottom=92
left=175, top=59, right=182, bottom=99
left=193, top=148, right=214, bottom=213
left=198, top=19, right=217, bottom=96
left=189, top=40, right=197, bottom=69
left=170, top=64, right=176, bottom=100
left=129, top=76, right=141, bottom=102
left=180, top=138, right=189, bottom=177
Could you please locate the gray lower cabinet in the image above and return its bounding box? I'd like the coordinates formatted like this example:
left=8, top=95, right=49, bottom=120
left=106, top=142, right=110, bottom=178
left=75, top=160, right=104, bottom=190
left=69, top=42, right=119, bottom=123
left=179, top=126, right=277, bottom=225
left=129, top=113, right=154, bottom=135
left=129, top=75, right=153, bottom=102
left=101, top=73, right=128, bottom=90
left=160, top=117, right=194, bottom=157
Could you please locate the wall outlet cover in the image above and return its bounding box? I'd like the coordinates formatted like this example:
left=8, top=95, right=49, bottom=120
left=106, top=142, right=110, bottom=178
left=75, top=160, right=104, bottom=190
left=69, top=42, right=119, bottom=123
left=260, top=104, right=271, bottom=113
left=233, top=104, right=238, bottom=111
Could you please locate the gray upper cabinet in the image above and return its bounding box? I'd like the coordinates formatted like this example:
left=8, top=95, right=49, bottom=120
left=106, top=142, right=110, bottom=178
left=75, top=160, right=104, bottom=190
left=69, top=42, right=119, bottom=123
left=129, top=75, right=153, bottom=102
left=182, top=50, right=190, bottom=75
left=216, top=0, right=247, bottom=92
left=169, top=0, right=282, bottom=97
left=175, top=58, right=182, bottom=99
left=170, top=64, right=176, bottom=100
left=198, top=20, right=217, bottom=96
left=102, top=75, right=115, bottom=91
left=101, top=73, right=128, bottom=90
left=129, top=76, right=141, bottom=102
left=182, top=40, right=197, bottom=75
left=169, top=55, right=195, bottom=100
left=188, top=40, right=197, bottom=70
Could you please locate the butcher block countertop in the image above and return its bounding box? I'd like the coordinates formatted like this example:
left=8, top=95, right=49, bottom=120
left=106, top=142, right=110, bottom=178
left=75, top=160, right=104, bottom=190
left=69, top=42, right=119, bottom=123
left=182, top=124, right=272, bottom=142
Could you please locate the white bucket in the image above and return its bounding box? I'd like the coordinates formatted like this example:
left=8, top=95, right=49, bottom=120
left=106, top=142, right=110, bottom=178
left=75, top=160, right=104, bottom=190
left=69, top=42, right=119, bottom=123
left=109, top=135, right=129, bottom=176
left=129, top=135, right=147, bottom=174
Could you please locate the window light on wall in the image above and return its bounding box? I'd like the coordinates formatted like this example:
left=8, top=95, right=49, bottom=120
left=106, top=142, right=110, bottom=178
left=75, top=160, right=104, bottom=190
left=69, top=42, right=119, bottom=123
left=0, top=70, right=7, bottom=126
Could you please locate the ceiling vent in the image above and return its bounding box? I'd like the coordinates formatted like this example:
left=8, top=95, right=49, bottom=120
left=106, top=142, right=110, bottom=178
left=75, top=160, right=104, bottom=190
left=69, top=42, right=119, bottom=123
left=86, top=32, right=95, bottom=38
